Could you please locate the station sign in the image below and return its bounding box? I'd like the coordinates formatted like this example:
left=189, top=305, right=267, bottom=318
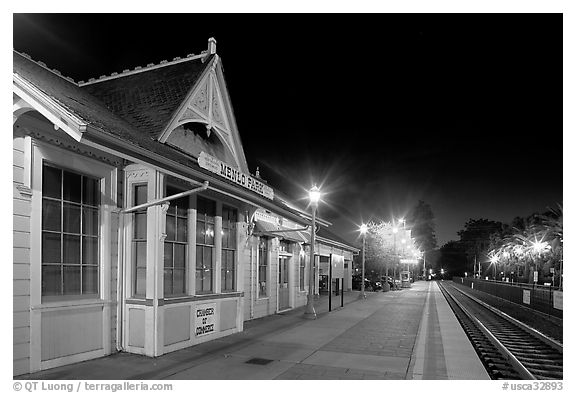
left=198, top=151, right=274, bottom=200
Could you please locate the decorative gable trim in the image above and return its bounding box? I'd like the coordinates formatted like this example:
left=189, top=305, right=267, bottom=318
left=158, top=55, right=247, bottom=172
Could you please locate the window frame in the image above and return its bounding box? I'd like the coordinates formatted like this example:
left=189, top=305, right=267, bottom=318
left=40, top=163, right=101, bottom=300
left=221, top=204, right=237, bottom=293
left=31, top=141, right=116, bottom=306
left=131, top=183, right=148, bottom=298
left=195, top=196, right=216, bottom=295
left=257, top=236, right=269, bottom=298
left=163, top=186, right=190, bottom=297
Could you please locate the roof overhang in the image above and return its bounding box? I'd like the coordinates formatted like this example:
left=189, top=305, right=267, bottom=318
left=13, top=73, right=87, bottom=141
left=81, top=125, right=316, bottom=227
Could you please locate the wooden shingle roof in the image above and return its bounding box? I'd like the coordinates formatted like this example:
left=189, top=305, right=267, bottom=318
left=82, top=56, right=211, bottom=139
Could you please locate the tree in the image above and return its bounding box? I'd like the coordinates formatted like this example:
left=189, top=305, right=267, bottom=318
left=457, top=218, right=504, bottom=275
left=487, top=204, right=563, bottom=286
left=438, top=241, right=468, bottom=277
left=406, top=200, right=438, bottom=252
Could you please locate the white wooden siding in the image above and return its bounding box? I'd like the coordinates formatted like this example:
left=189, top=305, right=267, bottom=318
left=13, top=133, right=31, bottom=376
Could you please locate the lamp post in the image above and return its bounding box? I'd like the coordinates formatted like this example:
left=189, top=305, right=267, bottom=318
left=392, top=226, right=398, bottom=283
left=359, top=224, right=368, bottom=299
left=304, top=185, right=321, bottom=319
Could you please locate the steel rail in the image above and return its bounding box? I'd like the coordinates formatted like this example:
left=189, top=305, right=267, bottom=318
left=438, top=282, right=536, bottom=380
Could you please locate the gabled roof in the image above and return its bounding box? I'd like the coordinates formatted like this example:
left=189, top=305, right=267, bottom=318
left=12, top=45, right=327, bottom=229
left=13, top=50, right=158, bottom=150
left=82, top=55, right=211, bottom=139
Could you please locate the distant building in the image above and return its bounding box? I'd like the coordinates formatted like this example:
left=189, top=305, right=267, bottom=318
left=13, top=38, right=358, bottom=376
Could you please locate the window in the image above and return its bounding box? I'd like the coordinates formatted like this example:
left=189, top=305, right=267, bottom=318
left=299, top=250, right=306, bottom=291
left=221, top=206, right=237, bottom=292
left=279, top=240, right=291, bottom=253
left=196, top=197, right=215, bottom=294
left=258, top=237, right=268, bottom=297
left=132, top=185, right=147, bottom=297
left=41, top=163, right=100, bottom=299
left=164, top=187, right=188, bottom=296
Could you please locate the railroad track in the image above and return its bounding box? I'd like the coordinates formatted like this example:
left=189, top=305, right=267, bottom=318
left=438, top=281, right=563, bottom=380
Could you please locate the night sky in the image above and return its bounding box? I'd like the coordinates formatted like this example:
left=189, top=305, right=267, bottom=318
left=12, top=14, right=563, bottom=247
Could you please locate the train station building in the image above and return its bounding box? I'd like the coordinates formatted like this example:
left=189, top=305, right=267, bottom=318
left=12, top=38, right=358, bottom=376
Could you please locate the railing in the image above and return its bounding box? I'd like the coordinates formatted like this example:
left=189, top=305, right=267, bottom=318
left=453, top=277, right=563, bottom=319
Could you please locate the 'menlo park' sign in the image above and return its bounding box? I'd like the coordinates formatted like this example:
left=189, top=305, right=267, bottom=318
left=198, top=152, right=274, bottom=200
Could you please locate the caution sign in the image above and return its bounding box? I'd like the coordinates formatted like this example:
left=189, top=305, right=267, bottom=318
left=195, top=303, right=216, bottom=337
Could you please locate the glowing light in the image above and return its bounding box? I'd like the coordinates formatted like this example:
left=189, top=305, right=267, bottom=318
left=502, top=251, right=510, bottom=259
left=490, top=255, right=498, bottom=264
left=531, top=240, right=549, bottom=254
left=359, top=224, right=368, bottom=235
left=309, top=185, right=321, bottom=204
left=393, top=227, right=398, bottom=233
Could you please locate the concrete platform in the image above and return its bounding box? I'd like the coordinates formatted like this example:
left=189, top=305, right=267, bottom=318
left=19, top=281, right=490, bottom=380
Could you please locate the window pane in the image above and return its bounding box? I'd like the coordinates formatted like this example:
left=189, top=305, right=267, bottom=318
left=164, top=268, right=173, bottom=295
left=63, top=171, right=81, bottom=203
left=195, top=270, right=203, bottom=294
left=174, top=269, right=185, bottom=294
left=205, top=223, right=215, bottom=245
left=203, top=246, right=212, bottom=270
left=198, top=198, right=215, bottom=223
left=259, top=265, right=267, bottom=296
left=229, top=228, right=236, bottom=249
left=63, top=234, right=80, bottom=264
left=176, top=218, right=187, bottom=242
left=82, top=236, right=98, bottom=265
left=135, top=242, right=147, bottom=267
left=221, top=268, right=226, bottom=291
left=82, top=207, right=99, bottom=236
left=63, top=265, right=81, bottom=295
left=178, top=202, right=188, bottom=217
left=134, top=185, right=147, bottom=205
left=42, top=264, right=61, bottom=296
left=166, top=215, right=176, bottom=241
left=174, top=244, right=185, bottom=268
left=82, top=177, right=99, bottom=206
left=42, top=232, right=61, bottom=263
left=82, top=265, right=98, bottom=294
left=42, top=199, right=61, bottom=231
left=204, top=269, right=212, bottom=292
left=135, top=268, right=146, bottom=296
left=164, top=243, right=173, bottom=268
left=134, top=212, right=147, bottom=239
left=63, top=203, right=81, bottom=233
left=42, top=165, right=61, bottom=199
left=196, top=247, right=203, bottom=270
left=196, top=222, right=205, bottom=244
left=222, top=228, right=229, bottom=249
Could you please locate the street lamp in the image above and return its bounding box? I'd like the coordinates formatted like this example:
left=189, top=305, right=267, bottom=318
left=304, top=185, right=321, bottom=319
left=359, top=223, right=368, bottom=299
